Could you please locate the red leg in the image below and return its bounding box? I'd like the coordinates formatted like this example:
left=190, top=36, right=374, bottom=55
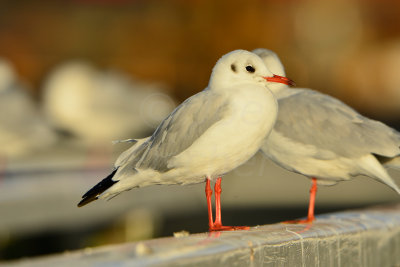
left=282, top=177, right=318, bottom=224
left=214, top=178, right=222, bottom=225
left=208, top=177, right=250, bottom=231
left=307, top=178, right=318, bottom=222
left=205, top=178, right=214, bottom=230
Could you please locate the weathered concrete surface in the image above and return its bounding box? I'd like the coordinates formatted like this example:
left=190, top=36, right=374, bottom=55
left=4, top=204, right=400, bottom=267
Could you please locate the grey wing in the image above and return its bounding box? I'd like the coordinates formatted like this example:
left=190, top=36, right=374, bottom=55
left=118, top=90, right=229, bottom=173
left=113, top=137, right=150, bottom=167
left=274, top=89, right=400, bottom=158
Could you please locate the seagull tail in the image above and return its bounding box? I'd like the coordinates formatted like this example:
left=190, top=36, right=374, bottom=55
left=361, top=155, right=400, bottom=195
left=77, top=168, right=119, bottom=207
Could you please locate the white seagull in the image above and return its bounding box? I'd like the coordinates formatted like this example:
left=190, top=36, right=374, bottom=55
left=254, top=48, right=400, bottom=223
left=78, top=50, right=293, bottom=231
left=0, top=58, right=57, bottom=158
left=42, top=61, right=176, bottom=142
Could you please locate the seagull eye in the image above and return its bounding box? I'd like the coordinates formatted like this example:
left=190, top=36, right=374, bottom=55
left=231, top=64, right=237, bottom=73
left=245, top=65, right=255, bottom=73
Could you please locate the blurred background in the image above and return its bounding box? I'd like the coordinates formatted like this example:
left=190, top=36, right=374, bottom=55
left=1, top=0, right=400, bottom=262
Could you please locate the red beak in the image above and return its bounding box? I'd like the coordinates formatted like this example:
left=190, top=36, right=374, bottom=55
left=264, top=75, right=296, bottom=87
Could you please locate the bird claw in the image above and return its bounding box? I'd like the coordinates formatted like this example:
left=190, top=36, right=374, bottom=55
left=209, top=224, right=250, bottom=231
left=281, top=218, right=314, bottom=224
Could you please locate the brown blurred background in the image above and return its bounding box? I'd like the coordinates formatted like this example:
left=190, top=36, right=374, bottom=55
left=1, top=0, right=400, bottom=262
left=1, top=0, right=400, bottom=119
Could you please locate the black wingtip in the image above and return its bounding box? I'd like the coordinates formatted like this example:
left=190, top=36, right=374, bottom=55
left=77, top=168, right=119, bottom=207
left=77, top=195, right=98, bottom=207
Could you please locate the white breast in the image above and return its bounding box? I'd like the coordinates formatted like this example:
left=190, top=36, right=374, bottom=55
left=170, top=84, right=278, bottom=181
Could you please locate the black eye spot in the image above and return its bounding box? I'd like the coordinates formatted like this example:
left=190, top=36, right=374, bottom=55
left=246, top=65, right=255, bottom=73
left=231, top=64, right=237, bottom=72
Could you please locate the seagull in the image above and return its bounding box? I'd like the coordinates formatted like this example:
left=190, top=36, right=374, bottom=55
left=77, top=49, right=294, bottom=231
left=253, top=48, right=400, bottom=223
left=42, top=61, right=176, bottom=142
left=0, top=58, right=57, bottom=158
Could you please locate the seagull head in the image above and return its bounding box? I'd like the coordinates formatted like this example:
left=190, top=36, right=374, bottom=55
left=209, top=49, right=294, bottom=91
left=252, top=48, right=286, bottom=76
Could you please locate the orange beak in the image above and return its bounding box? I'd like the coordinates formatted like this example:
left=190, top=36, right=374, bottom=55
left=264, top=75, right=296, bottom=87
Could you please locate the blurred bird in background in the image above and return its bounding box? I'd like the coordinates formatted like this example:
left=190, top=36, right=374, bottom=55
left=0, top=58, right=57, bottom=158
left=42, top=61, right=176, bottom=144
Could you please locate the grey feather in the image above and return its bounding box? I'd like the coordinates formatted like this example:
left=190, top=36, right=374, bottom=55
left=116, top=90, right=229, bottom=176
left=274, top=88, right=400, bottom=159
left=112, top=138, right=138, bottom=144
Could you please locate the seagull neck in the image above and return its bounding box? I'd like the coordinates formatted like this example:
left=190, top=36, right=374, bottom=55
left=267, top=83, right=289, bottom=96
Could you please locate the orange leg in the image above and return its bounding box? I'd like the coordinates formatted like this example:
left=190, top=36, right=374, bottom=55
left=214, top=178, right=222, bottom=225
left=205, top=178, right=214, bottom=230
left=283, top=178, right=318, bottom=224
left=307, top=178, right=318, bottom=222
left=207, top=177, right=250, bottom=231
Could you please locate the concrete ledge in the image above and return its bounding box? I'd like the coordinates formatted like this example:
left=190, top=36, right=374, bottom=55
left=5, top=203, right=400, bottom=267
